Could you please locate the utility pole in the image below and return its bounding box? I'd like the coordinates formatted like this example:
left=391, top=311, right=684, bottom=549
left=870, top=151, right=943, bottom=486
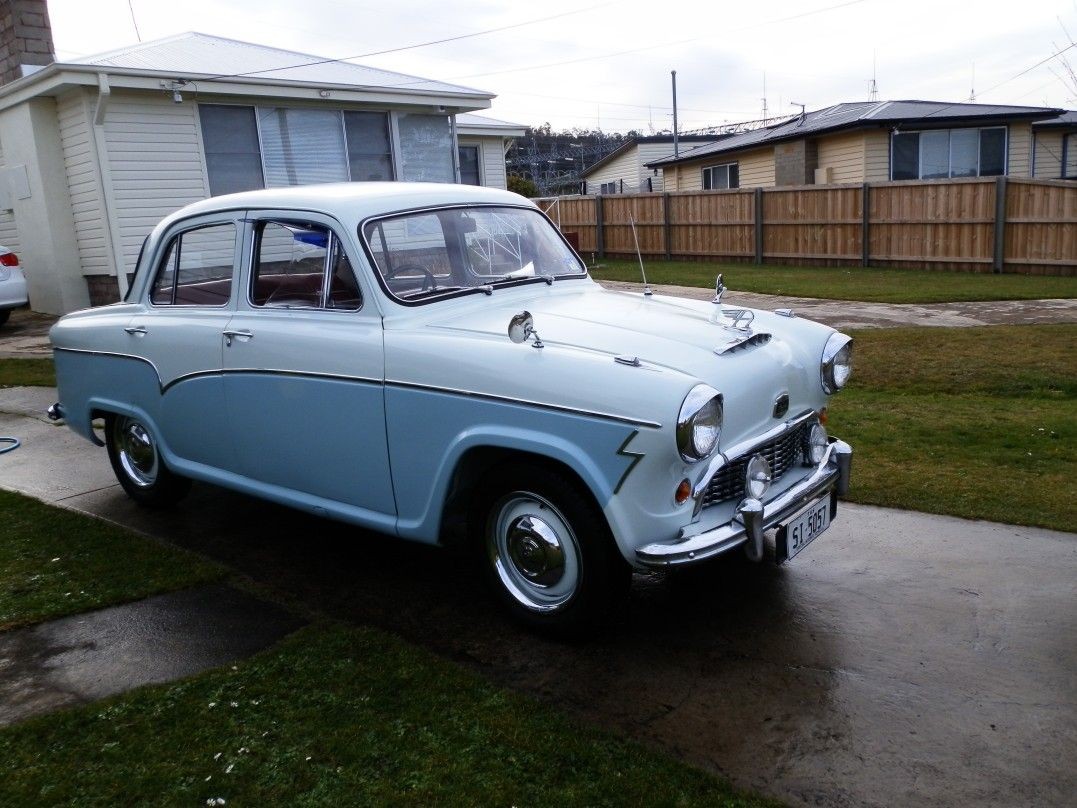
left=671, top=70, right=679, bottom=157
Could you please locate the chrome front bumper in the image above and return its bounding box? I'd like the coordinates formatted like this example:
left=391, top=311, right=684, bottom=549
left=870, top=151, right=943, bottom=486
left=636, top=437, right=852, bottom=567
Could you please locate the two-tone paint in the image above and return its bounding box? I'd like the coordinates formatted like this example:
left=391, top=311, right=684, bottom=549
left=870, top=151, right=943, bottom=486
left=49, top=182, right=849, bottom=568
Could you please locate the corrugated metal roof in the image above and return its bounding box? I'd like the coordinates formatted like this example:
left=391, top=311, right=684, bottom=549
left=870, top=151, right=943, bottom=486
left=455, top=112, right=526, bottom=129
left=67, top=32, right=492, bottom=98
left=650, top=100, right=1064, bottom=166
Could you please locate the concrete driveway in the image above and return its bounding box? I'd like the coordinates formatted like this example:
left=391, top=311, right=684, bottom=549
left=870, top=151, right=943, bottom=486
left=1, top=387, right=1074, bottom=807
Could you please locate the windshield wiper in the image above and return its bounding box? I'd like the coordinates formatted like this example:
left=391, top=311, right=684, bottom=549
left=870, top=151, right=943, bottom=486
left=490, top=273, right=553, bottom=286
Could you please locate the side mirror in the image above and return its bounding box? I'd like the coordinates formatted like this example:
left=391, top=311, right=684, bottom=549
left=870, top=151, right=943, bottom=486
left=508, top=311, right=544, bottom=349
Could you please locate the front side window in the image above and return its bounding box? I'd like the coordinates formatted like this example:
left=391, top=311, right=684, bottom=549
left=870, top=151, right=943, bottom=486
left=250, top=221, right=361, bottom=311
left=702, top=163, right=739, bottom=190
left=363, top=206, right=585, bottom=304
left=150, top=222, right=236, bottom=306
left=891, top=127, right=1007, bottom=180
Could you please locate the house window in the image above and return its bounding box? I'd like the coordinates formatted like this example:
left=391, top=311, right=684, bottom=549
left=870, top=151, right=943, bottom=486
left=397, top=114, right=455, bottom=183
left=702, top=163, right=739, bottom=190
left=459, top=145, right=481, bottom=185
left=345, top=112, right=394, bottom=181
left=198, top=106, right=265, bottom=196
left=199, top=106, right=455, bottom=193
left=891, top=127, right=1007, bottom=180
left=599, top=181, right=618, bottom=195
left=259, top=107, right=350, bottom=187
left=1063, top=133, right=1077, bottom=179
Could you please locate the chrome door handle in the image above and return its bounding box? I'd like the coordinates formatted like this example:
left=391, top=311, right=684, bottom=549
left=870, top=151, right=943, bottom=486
left=124, top=326, right=147, bottom=336
left=222, top=329, right=253, bottom=346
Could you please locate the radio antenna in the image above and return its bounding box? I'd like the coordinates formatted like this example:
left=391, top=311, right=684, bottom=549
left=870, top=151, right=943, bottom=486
left=628, top=215, right=652, bottom=296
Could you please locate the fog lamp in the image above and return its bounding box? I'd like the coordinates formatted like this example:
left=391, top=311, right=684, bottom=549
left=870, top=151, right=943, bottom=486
left=745, top=454, right=772, bottom=499
left=807, top=423, right=829, bottom=465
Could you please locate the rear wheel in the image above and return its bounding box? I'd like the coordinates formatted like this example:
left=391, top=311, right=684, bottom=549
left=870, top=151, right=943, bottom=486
left=472, top=463, right=630, bottom=636
left=0, top=309, right=9, bottom=327
left=105, top=414, right=190, bottom=507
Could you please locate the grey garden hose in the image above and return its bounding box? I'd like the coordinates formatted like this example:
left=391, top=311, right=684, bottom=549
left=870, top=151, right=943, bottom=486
left=0, top=436, right=19, bottom=454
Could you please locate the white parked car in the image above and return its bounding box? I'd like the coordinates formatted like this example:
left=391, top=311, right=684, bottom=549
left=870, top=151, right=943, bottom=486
left=49, top=183, right=853, bottom=633
left=0, top=245, right=28, bottom=326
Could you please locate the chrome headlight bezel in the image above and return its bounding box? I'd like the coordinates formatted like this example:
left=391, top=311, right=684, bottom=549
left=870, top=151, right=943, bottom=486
left=676, top=384, right=723, bottom=463
left=821, top=332, right=853, bottom=394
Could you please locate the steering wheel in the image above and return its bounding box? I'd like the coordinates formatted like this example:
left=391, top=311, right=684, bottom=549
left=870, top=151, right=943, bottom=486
left=385, top=262, right=436, bottom=292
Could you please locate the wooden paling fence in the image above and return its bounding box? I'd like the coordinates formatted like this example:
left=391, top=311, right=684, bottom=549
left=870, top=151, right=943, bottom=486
left=536, top=177, right=1077, bottom=276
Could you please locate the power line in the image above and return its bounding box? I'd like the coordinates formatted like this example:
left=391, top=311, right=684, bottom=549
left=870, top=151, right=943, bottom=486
left=194, top=2, right=618, bottom=83
left=443, top=0, right=872, bottom=83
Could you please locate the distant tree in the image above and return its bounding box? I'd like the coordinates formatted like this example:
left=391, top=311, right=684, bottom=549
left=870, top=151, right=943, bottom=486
left=507, top=174, right=540, bottom=198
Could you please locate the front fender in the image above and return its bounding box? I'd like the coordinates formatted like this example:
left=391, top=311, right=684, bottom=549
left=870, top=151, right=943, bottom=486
left=384, top=384, right=644, bottom=542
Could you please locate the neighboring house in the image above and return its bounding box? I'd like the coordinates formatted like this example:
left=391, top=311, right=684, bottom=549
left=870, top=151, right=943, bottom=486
left=454, top=113, right=527, bottom=188
left=0, top=9, right=511, bottom=314
left=648, top=100, right=1067, bottom=192
left=580, top=134, right=720, bottom=194
left=1032, top=110, right=1077, bottom=180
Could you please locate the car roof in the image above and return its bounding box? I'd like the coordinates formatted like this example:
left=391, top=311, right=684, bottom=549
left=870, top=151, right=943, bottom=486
left=158, top=182, right=533, bottom=232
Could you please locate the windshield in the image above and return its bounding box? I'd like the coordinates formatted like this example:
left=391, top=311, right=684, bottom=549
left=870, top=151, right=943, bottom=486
left=362, top=206, right=585, bottom=303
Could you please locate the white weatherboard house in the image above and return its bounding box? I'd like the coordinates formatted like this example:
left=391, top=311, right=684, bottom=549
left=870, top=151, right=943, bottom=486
left=0, top=21, right=524, bottom=313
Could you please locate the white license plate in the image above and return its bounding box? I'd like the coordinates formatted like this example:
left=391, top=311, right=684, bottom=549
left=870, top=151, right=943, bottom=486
left=777, top=497, right=831, bottom=563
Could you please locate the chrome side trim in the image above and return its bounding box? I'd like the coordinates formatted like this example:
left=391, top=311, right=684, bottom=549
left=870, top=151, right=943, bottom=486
left=692, top=409, right=817, bottom=498
left=53, top=348, right=658, bottom=429
left=637, top=437, right=851, bottom=567
left=386, top=379, right=662, bottom=429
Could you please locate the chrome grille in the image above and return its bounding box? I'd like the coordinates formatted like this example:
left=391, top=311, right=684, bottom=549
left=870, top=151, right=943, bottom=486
left=701, top=422, right=810, bottom=508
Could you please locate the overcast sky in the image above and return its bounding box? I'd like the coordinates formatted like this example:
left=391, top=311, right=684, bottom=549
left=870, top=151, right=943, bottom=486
left=47, top=0, right=1077, bottom=132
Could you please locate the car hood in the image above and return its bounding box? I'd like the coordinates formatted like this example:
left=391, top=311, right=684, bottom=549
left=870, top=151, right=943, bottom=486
left=384, top=281, right=837, bottom=444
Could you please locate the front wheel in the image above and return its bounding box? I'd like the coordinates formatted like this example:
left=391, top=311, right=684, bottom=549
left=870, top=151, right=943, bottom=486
left=472, top=464, right=630, bottom=636
left=105, top=414, right=190, bottom=507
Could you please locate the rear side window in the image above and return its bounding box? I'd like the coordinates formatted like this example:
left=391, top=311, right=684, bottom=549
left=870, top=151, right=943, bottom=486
left=250, top=221, right=362, bottom=311
left=150, top=223, right=236, bottom=306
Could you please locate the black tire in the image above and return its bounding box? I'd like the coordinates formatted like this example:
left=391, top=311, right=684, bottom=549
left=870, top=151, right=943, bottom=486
left=470, top=462, right=630, bottom=637
left=0, top=309, right=10, bottom=327
left=105, top=413, right=191, bottom=508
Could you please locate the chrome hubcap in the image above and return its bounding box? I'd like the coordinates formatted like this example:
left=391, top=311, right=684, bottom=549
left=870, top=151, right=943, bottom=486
left=114, top=417, right=158, bottom=487
left=488, top=493, right=580, bottom=612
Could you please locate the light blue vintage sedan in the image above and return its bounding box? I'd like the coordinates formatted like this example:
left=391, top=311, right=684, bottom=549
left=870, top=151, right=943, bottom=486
left=49, top=183, right=852, bottom=633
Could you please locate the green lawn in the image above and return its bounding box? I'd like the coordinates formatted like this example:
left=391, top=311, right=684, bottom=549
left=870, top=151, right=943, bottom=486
left=0, top=489, right=225, bottom=630
left=589, top=259, right=1077, bottom=303
left=0, top=357, right=55, bottom=387
left=830, top=324, right=1076, bottom=531
left=0, top=622, right=772, bottom=807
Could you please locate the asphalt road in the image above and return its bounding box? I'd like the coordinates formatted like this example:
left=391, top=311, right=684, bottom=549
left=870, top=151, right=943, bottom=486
left=2, top=387, right=1075, bottom=807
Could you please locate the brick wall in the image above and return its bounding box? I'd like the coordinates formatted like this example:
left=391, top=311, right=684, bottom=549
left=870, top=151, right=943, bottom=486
left=86, top=276, right=121, bottom=307
left=0, top=0, right=54, bottom=86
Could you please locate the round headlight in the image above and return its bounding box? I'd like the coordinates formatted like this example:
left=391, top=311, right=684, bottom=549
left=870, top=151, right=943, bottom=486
left=677, top=384, right=723, bottom=462
left=821, top=333, right=853, bottom=394
left=807, top=423, right=829, bottom=465
left=745, top=454, right=772, bottom=499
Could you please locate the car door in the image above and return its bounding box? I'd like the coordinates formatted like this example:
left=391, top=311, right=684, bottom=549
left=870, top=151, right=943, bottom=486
left=221, top=213, right=394, bottom=519
left=130, top=213, right=242, bottom=473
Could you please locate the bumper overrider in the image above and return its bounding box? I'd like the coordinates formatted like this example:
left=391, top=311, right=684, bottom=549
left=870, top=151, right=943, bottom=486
left=637, top=437, right=852, bottom=567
